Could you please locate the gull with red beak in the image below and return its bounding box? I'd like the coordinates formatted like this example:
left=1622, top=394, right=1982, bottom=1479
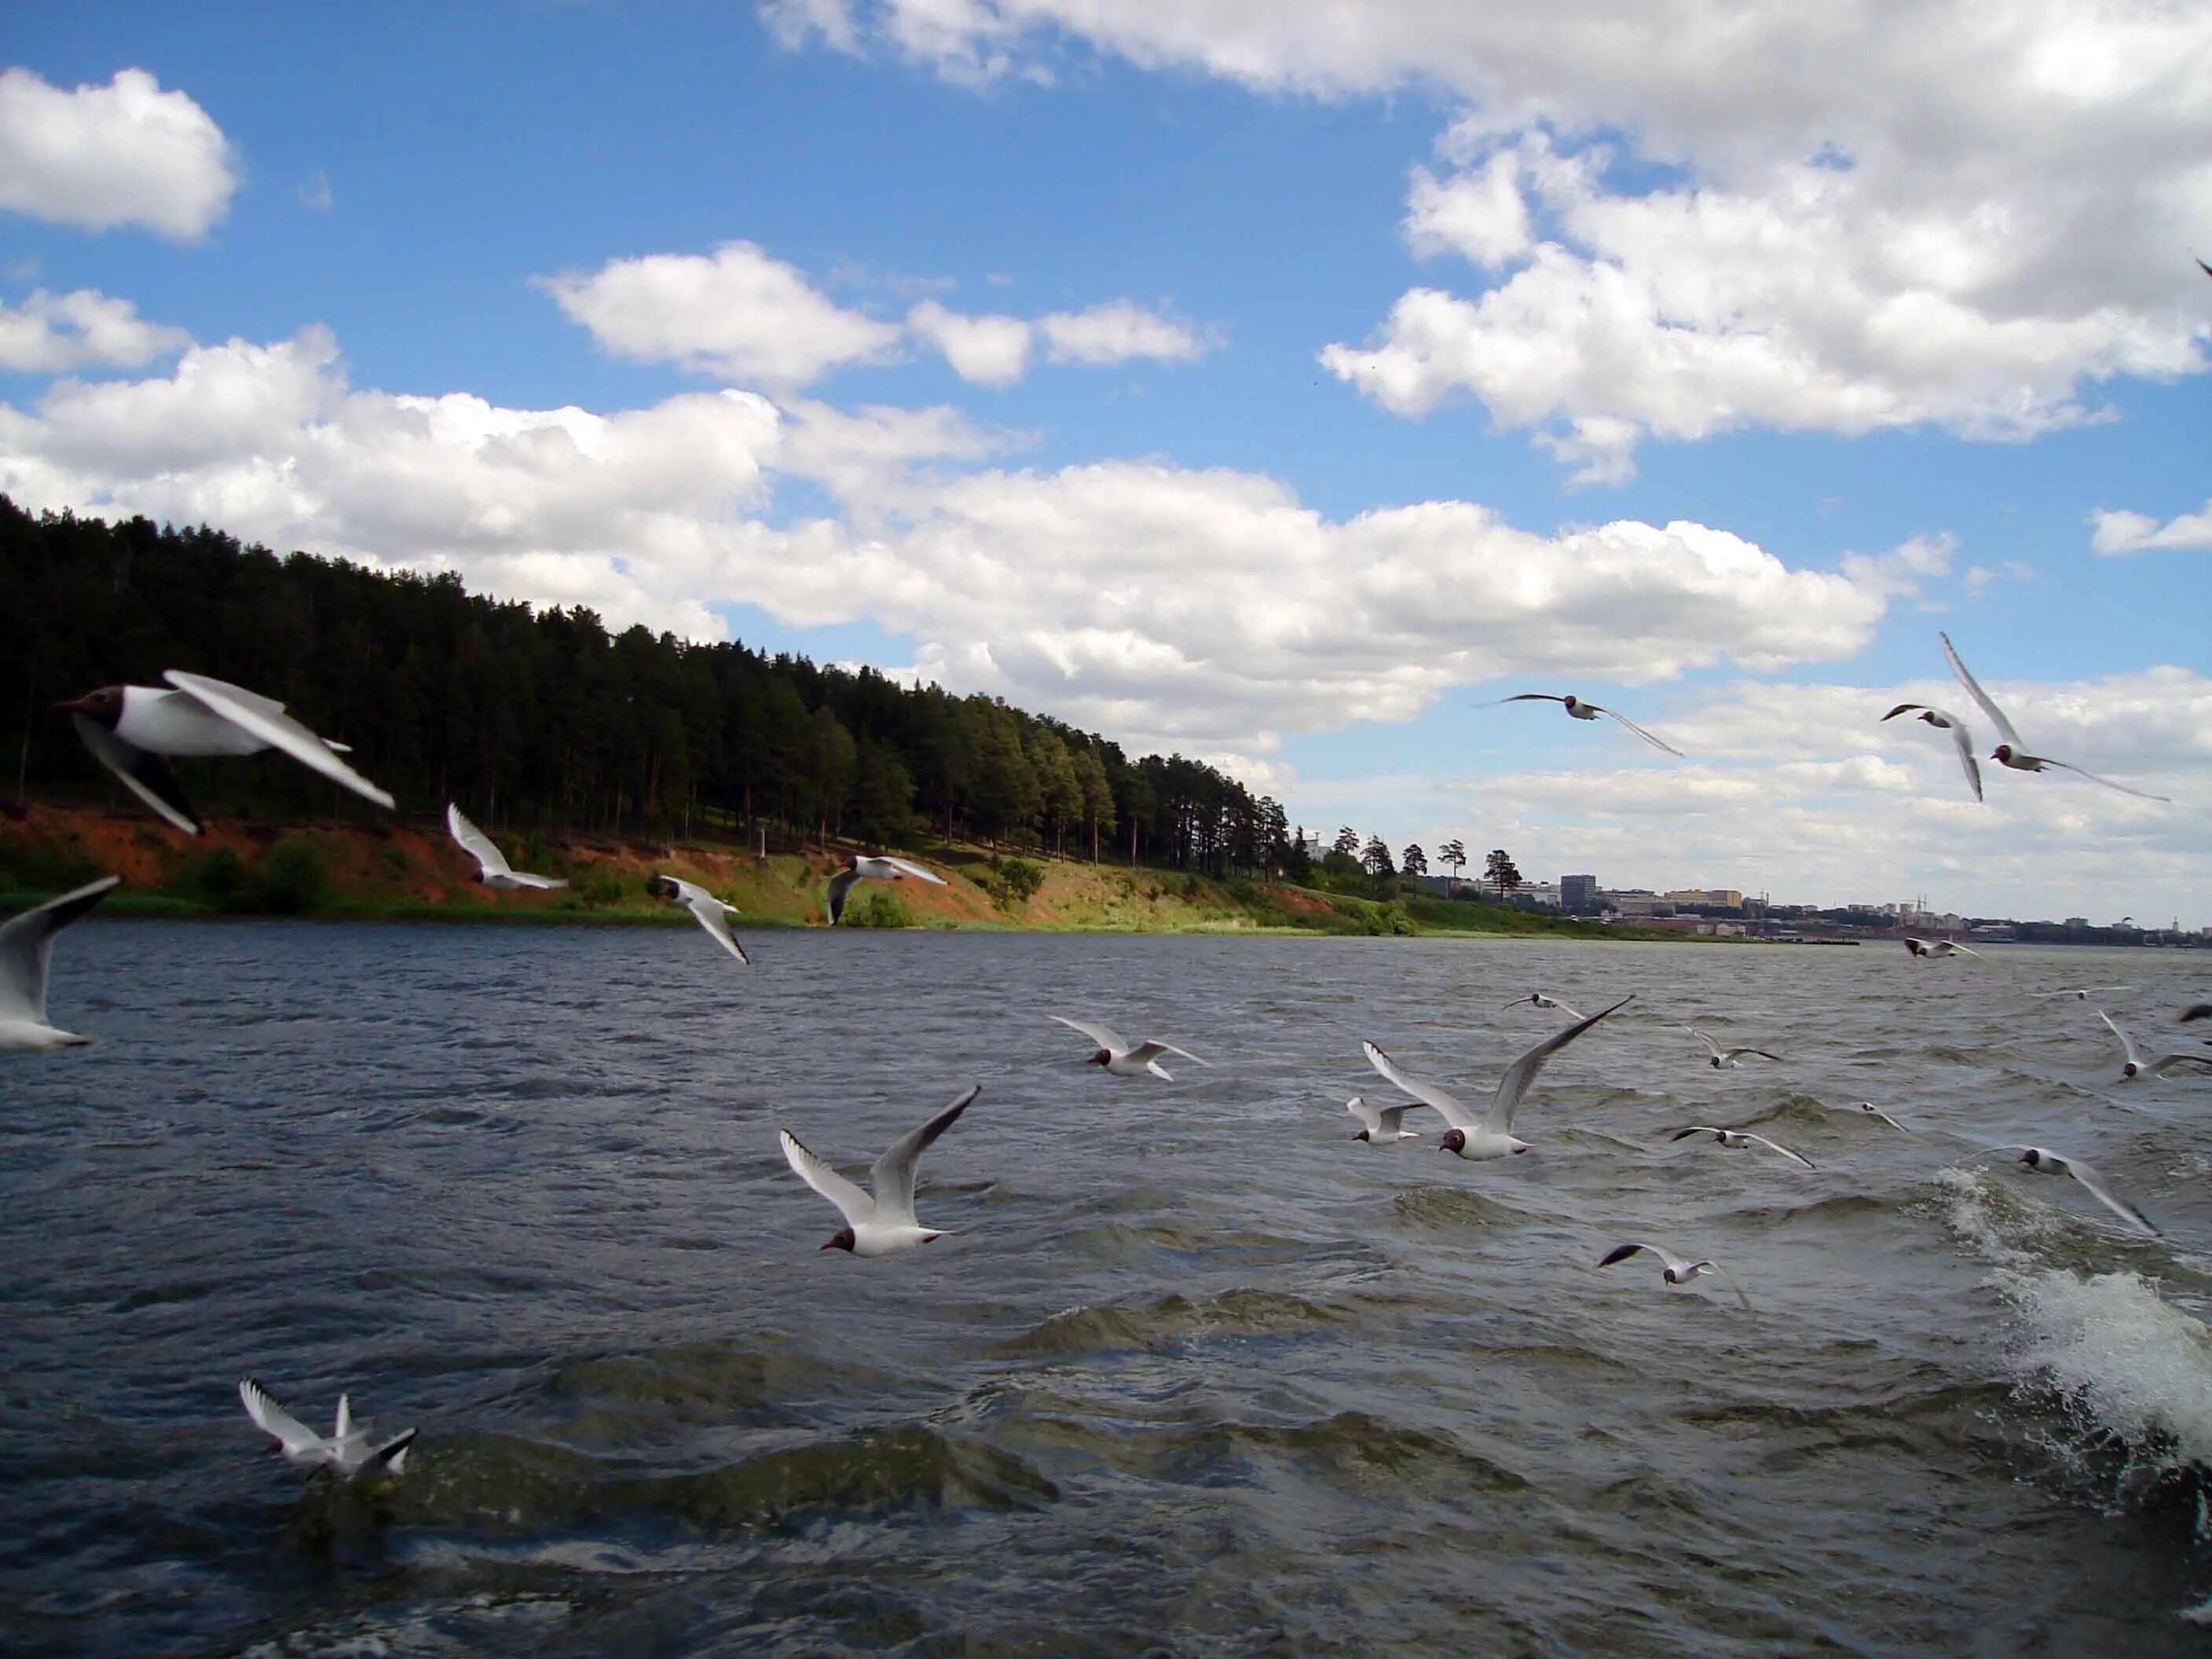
left=1362, top=996, right=1631, bottom=1159
left=779, top=1085, right=980, bottom=1257
left=1052, top=1015, right=1208, bottom=1079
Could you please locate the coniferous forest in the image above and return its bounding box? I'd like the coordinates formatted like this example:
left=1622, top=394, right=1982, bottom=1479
left=1, top=497, right=1302, bottom=875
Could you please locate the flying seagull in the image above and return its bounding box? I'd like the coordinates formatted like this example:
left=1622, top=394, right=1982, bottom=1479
left=778, top=1084, right=980, bottom=1257
left=826, top=854, right=947, bottom=925
left=2030, top=986, right=2135, bottom=1002
left=1980, top=1146, right=2159, bottom=1238
left=1052, top=1015, right=1209, bottom=1079
left=1682, top=1025, right=1782, bottom=1069
left=1881, top=703, right=1982, bottom=802
left=1595, top=1243, right=1751, bottom=1310
left=2097, top=1009, right=2212, bottom=1080
left=1500, top=991, right=1588, bottom=1020
left=59, top=671, right=394, bottom=834
left=1344, top=1094, right=1423, bottom=1143
left=239, top=1379, right=416, bottom=1479
left=1668, top=1125, right=1817, bottom=1170
left=0, top=877, right=120, bottom=1052
left=446, top=804, right=566, bottom=890
left=1851, top=1102, right=1910, bottom=1132
left=1362, top=995, right=1632, bottom=1159
left=1488, top=694, right=1683, bottom=756
left=651, top=875, right=749, bottom=965
left=1903, top=936, right=1982, bottom=959
left=1939, top=633, right=2169, bottom=801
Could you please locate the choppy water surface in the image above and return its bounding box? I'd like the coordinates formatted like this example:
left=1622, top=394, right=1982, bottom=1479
left=5, top=925, right=2212, bottom=1656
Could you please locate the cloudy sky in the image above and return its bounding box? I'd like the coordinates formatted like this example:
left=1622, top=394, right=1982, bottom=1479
left=3, top=3, right=2207, bottom=925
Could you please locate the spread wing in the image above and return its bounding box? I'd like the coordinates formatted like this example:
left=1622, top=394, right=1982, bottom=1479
left=165, top=672, right=396, bottom=810
left=1345, top=1096, right=1415, bottom=1136
left=2057, top=1156, right=2160, bottom=1238
left=1682, top=1024, right=1724, bottom=1058
left=2040, top=759, right=2170, bottom=803
left=877, top=856, right=947, bottom=884
left=779, top=1128, right=873, bottom=1227
left=1486, top=996, right=1632, bottom=1134
left=1589, top=704, right=1684, bottom=757
left=1884, top=705, right=1983, bottom=801
left=1730, top=1049, right=1785, bottom=1064
left=826, top=866, right=860, bottom=925
left=869, top=1084, right=979, bottom=1225
left=1937, top=633, right=2021, bottom=751
left=0, top=876, right=118, bottom=1024
left=1489, top=693, right=1567, bottom=707
left=2148, top=1053, right=2212, bottom=1077
left=1361, top=1038, right=1478, bottom=1130
left=71, top=713, right=200, bottom=833
left=2098, top=1009, right=2143, bottom=1070
left=1130, top=1040, right=1208, bottom=1068
left=240, top=1379, right=325, bottom=1456
left=1743, top=1133, right=1817, bottom=1170
left=668, top=881, right=747, bottom=963
left=445, top=804, right=514, bottom=877
left=1053, top=1014, right=1127, bottom=1052
left=356, top=1429, right=417, bottom=1479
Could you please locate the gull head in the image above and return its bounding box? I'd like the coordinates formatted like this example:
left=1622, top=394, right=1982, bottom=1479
left=649, top=875, right=677, bottom=899
left=1085, top=1049, right=1110, bottom=1067
left=56, top=686, right=124, bottom=725
left=821, top=1226, right=857, bottom=1252
left=2016, top=1148, right=2046, bottom=1170
left=1708, top=1055, right=1727, bottom=1069
left=1991, top=743, right=2014, bottom=763
left=2121, top=1060, right=2141, bottom=1079
left=1437, top=1128, right=1467, bottom=1156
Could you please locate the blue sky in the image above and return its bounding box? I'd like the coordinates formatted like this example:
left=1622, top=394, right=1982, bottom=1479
left=4, top=2, right=2209, bottom=923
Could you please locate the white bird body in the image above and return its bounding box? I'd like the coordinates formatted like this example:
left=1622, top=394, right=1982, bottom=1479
left=1363, top=996, right=1631, bottom=1159
left=1669, top=1125, right=1817, bottom=1169
left=1597, top=1242, right=1751, bottom=1309
left=239, top=1379, right=416, bottom=1478
left=1881, top=702, right=1982, bottom=802
left=1903, top=936, right=1982, bottom=959
left=1344, top=1094, right=1422, bottom=1143
left=1987, top=1146, right=2159, bottom=1237
left=826, top=854, right=947, bottom=924
left=1940, top=633, right=2169, bottom=801
left=60, top=672, right=395, bottom=833
left=653, top=875, right=749, bottom=964
left=447, top=804, right=566, bottom=889
left=2098, top=1009, right=2212, bottom=1081
left=0, top=877, right=119, bottom=1052
left=1491, top=694, right=1683, bottom=756
left=779, top=1085, right=979, bottom=1257
left=1053, top=1015, right=1208, bottom=1079
left=1500, top=991, right=1588, bottom=1020
left=1683, top=1025, right=1782, bottom=1068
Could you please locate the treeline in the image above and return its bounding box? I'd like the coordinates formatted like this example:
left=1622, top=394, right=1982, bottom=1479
left=1, top=499, right=1297, bottom=873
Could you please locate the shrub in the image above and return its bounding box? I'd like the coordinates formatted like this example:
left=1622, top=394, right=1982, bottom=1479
left=980, top=855, right=1046, bottom=912
left=254, top=837, right=330, bottom=914
left=571, top=864, right=629, bottom=906
left=174, top=844, right=250, bottom=906
left=842, top=888, right=917, bottom=928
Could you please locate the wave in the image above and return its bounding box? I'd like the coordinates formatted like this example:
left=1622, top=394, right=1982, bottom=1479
left=998, top=1287, right=1349, bottom=1357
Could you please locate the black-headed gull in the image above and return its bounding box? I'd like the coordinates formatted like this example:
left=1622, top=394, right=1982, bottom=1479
left=446, top=804, right=566, bottom=890
left=59, top=671, right=394, bottom=833
left=1940, top=633, right=2170, bottom=801
left=651, top=875, right=749, bottom=964
left=1669, top=1125, right=1817, bottom=1170
left=1489, top=694, right=1683, bottom=756
left=239, top=1379, right=416, bottom=1478
left=1903, top=936, right=1981, bottom=959
left=1881, top=703, right=1982, bottom=802
left=1980, top=1146, right=2159, bottom=1237
left=1596, top=1243, right=1750, bottom=1310
left=1362, top=996, right=1631, bottom=1159
left=1344, top=1094, right=1422, bottom=1143
left=2031, top=986, right=2134, bottom=1002
left=1053, top=1015, right=1208, bottom=1079
left=0, top=877, right=119, bottom=1052
left=1851, top=1102, right=1910, bottom=1132
left=1682, top=1025, right=1782, bottom=1068
left=778, top=1084, right=979, bottom=1257
left=2097, top=1010, right=2212, bottom=1081
left=826, top=855, right=947, bottom=925
left=1500, top=991, right=1588, bottom=1020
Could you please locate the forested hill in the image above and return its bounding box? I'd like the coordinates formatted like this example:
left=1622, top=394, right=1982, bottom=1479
left=2, top=498, right=1298, bottom=873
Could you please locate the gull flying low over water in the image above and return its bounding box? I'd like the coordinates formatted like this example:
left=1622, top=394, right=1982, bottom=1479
left=826, top=854, right=946, bottom=925
left=1851, top=1102, right=1910, bottom=1132
left=1669, top=1125, right=1817, bottom=1170
left=1362, top=996, right=1632, bottom=1159
left=651, top=876, right=749, bottom=965
left=59, top=671, right=395, bottom=833
left=1053, top=1016, right=1209, bottom=1079
left=239, top=1379, right=416, bottom=1479
left=0, top=877, right=119, bottom=1053
left=1683, top=1025, right=1782, bottom=1069
left=446, top=804, right=566, bottom=890
left=778, top=1084, right=980, bottom=1257
left=1939, top=632, right=2170, bottom=801
left=1981, top=1147, right=2160, bottom=1238
left=2097, top=1010, right=2212, bottom=1080
left=1903, top=936, right=1981, bottom=959
left=1344, top=1094, right=1422, bottom=1143
left=1881, top=703, right=1983, bottom=802
left=1500, top=991, right=1588, bottom=1020
left=2031, top=986, right=2135, bottom=1002
left=1595, top=1243, right=1751, bottom=1310
left=1488, top=694, right=1683, bottom=756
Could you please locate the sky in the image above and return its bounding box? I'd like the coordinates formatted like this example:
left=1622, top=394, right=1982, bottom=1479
left=2, top=1, right=2208, bottom=926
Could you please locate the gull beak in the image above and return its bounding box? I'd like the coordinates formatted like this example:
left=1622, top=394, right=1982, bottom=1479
left=53, top=696, right=95, bottom=714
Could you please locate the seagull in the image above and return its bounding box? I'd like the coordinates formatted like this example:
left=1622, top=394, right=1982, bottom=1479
left=1903, top=936, right=1982, bottom=959
left=1939, top=633, right=2170, bottom=801
left=778, top=1084, right=979, bottom=1257
left=1668, top=1125, right=1818, bottom=1169
left=651, top=875, right=749, bottom=965
left=1500, top=991, right=1588, bottom=1020
left=239, top=1379, right=416, bottom=1479
left=2030, top=986, right=2135, bottom=1001
left=1344, top=1094, right=1422, bottom=1143
left=2097, top=1009, right=2212, bottom=1080
left=1881, top=703, right=1982, bottom=802
left=1851, top=1102, right=1910, bottom=1132
left=826, top=854, right=947, bottom=925
left=57, top=671, right=394, bottom=833
left=446, top=804, right=566, bottom=890
left=1682, top=1025, right=1782, bottom=1068
left=1981, top=1146, right=2159, bottom=1238
left=1488, top=694, right=1683, bottom=756
left=1052, top=1015, right=1209, bottom=1079
left=1595, top=1243, right=1750, bottom=1310
left=1362, top=996, right=1632, bottom=1159
left=0, top=877, right=119, bottom=1052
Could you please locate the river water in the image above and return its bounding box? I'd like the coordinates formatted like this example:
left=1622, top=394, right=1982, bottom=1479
left=3, top=923, right=2210, bottom=1656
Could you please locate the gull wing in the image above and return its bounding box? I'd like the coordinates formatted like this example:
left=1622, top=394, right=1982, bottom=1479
left=779, top=1128, right=874, bottom=1228
left=1938, top=634, right=2022, bottom=751
left=2098, top=1009, right=2144, bottom=1071
left=445, top=804, right=515, bottom=878
left=826, top=866, right=861, bottom=925
left=2052, top=1154, right=2161, bottom=1238
left=2183, top=1004, right=2210, bottom=1024
left=1946, top=943, right=1984, bottom=959
left=1130, top=1040, right=1209, bottom=1068
left=504, top=872, right=567, bottom=889
left=877, top=856, right=947, bottom=884
left=868, top=1084, right=980, bottom=1226
left=356, top=1429, right=417, bottom=1479
left=1485, top=995, right=1632, bottom=1134
left=1345, top=1097, right=1415, bottom=1137
left=2148, top=1053, right=2212, bottom=1078
left=1361, top=1039, right=1477, bottom=1131
left=1489, top=693, right=1567, bottom=707
left=1053, top=1014, right=1128, bottom=1052
left=1590, top=704, right=1685, bottom=757
left=1855, top=1104, right=1909, bottom=1131
left=671, top=883, right=748, bottom=964
left=0, top=877, right=118, bottom=1024
left=71, top=713, right=200, bottom=833
left=1704, top=1262, right=1754, bottom=1311
left=165, top=672, right=395, bottom=810
left=240, top=1379, right=325, bottom=1457
left=1682, top=1024, right=1724, bottom=1059
left=2041, top=758, right=2170, bottom=803
left=1884, top=705, right=1983, bottom=802
left=1742, top=1132, right=1817, bottom=1170
left=1731, top=1049, right=1786, bottom=1064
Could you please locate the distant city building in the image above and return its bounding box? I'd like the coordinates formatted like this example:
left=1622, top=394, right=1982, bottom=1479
left=1518, top=881, right=1562, bottom=907
left=1664, top=888, right=1745, bottom=909
left=1561, top=873, right=1598, bottom=911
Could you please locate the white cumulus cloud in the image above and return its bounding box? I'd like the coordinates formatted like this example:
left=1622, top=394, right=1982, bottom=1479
left=2092, top=500, right=2212, bottom=556
left=906, top=299, right=1032, bottom=385
left=1038, top=299, right=1210, bottom=366
left=0, top=287, right=191, bottom=373
left=0, top=67, right=237, bottom=240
